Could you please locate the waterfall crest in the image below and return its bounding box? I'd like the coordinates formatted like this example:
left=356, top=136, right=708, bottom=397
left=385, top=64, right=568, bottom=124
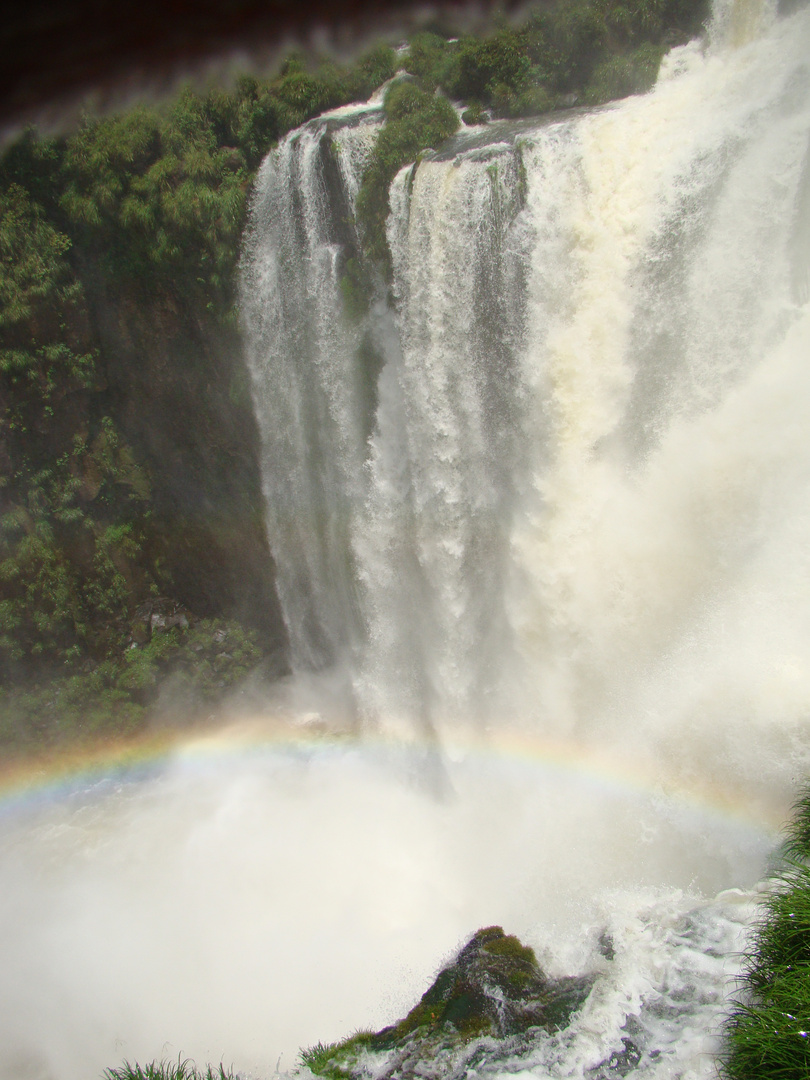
left=242, top=2, right=810, bottom=798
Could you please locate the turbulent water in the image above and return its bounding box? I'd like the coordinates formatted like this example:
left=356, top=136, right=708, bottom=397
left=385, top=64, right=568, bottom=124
left=3, top=2, right=810, bottom=1078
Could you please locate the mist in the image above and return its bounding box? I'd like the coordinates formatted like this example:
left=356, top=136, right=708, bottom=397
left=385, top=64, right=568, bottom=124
left=0, top=701, right=778, bottom=1079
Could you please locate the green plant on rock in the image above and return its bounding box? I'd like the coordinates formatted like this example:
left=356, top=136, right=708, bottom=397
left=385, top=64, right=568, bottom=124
left=299, top=1033, right=376, bottom=1080
left=338, top=256, right=374, bottom=321
left=116, top=617, right=261, bottom=702
left=0, top=409, right=158, bottom=678
left=0, top=183, right=96, bottom=395
left=301, top=926, right=595, bottom=1078
left=461, top=102, right=487, bottom=125
left=0, top=614, right=263, bottom=749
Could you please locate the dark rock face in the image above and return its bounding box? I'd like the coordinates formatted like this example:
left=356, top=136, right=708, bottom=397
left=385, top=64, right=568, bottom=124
left=84, top=268, right=288, bottom=657
left=303, top=926, right=595, bottom=1078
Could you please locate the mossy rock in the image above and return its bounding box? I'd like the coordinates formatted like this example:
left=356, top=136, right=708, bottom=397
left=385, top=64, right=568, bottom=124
left=300, top=926, right=595, bottom=1077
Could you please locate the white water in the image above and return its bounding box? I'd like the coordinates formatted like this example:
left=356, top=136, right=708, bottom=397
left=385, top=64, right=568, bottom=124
left=0, top=727, right=775, bottom=1080
left=2, top=2, right=810, bottom=1078
left=242, top=0, right=810, bottom=805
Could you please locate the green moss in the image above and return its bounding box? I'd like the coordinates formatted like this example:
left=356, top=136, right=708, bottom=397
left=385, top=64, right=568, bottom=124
left=482, top=932, right=537, bottom=966
left=439, top=982, right=494, bottom=1033
left=339, top=256, right=373, bottom=321
left=300, top=925, right=595, bottom=1077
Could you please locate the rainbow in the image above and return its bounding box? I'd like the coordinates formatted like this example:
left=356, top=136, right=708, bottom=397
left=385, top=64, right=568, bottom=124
left=0, top=712, right=788, bottom=844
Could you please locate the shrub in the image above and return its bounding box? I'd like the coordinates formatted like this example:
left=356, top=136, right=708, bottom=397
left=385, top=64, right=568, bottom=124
left=461, top=102, right=487, bottom=125
left=584, top=41, right=666, bottom=103
left=0, top=615, right=262, bottom=748
left=402, top=32, right=456, bottom=93
left=444, top=31, right=532, bottom=103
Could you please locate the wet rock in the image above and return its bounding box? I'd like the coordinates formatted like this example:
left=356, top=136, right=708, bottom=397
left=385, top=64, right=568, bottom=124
left=302, top=926, right=595, bottom=1078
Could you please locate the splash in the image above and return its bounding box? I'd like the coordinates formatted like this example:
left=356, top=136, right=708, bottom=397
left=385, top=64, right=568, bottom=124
left=0, top=716, right=779, bottom=1079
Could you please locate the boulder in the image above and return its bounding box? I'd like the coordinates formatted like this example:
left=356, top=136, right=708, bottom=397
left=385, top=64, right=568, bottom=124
left=301, top=926, right=595, bottom=1077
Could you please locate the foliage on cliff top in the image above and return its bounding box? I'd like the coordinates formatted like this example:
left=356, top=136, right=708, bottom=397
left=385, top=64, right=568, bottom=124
left=723, top=787, right=810, bottom=1079
left=355, top=0, right=710, bottom=264
left=401, top=0, right=710, bottom=117
left=55, top=41, right=396, bottom=318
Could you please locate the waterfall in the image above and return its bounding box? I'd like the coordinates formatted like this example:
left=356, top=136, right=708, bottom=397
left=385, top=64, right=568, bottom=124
left=242, top=0, right=810, bottom=801
left=241, top=103, right=386, bottom=675
left=6, top=7, right=810, bottom=1080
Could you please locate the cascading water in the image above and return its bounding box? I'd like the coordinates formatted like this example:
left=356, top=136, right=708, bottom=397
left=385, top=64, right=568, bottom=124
left=240, top=103, right=386, bottom=675
left=242, top=0, right=810, bottom=808
left=3, top=3, right=810, bottom=1079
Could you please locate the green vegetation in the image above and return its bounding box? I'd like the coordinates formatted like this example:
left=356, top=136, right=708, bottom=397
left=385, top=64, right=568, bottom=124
left=103, top=1058, right=234, bottom=1080
left=723, top=789, right=810, bottom=1079
left=352, top=0, right=708, bottom=269
left=401, top=0, right=709, bottom=116
left=299, top=1033, right=377, bottom=1080
left=0, top=616, right=262, bottom=748
left=0, top=46, right=398, bottom=742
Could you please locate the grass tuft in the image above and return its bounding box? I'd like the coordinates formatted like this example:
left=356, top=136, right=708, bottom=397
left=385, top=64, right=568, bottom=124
left=782, top=782, right=810, bottom=863
left=723, top=787, right=810, bottom=1079
left=103, top=1058, right=235, bottom=1080
left=298, top=1032, right=376, bottom=1078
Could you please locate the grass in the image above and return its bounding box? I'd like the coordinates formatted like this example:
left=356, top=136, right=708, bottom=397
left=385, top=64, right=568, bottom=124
left=723, top=786, right=810, bottom=1078
left=298, top=1033, right=376, bottom=1079
left=103, top=1059, right=235, bottom=1080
